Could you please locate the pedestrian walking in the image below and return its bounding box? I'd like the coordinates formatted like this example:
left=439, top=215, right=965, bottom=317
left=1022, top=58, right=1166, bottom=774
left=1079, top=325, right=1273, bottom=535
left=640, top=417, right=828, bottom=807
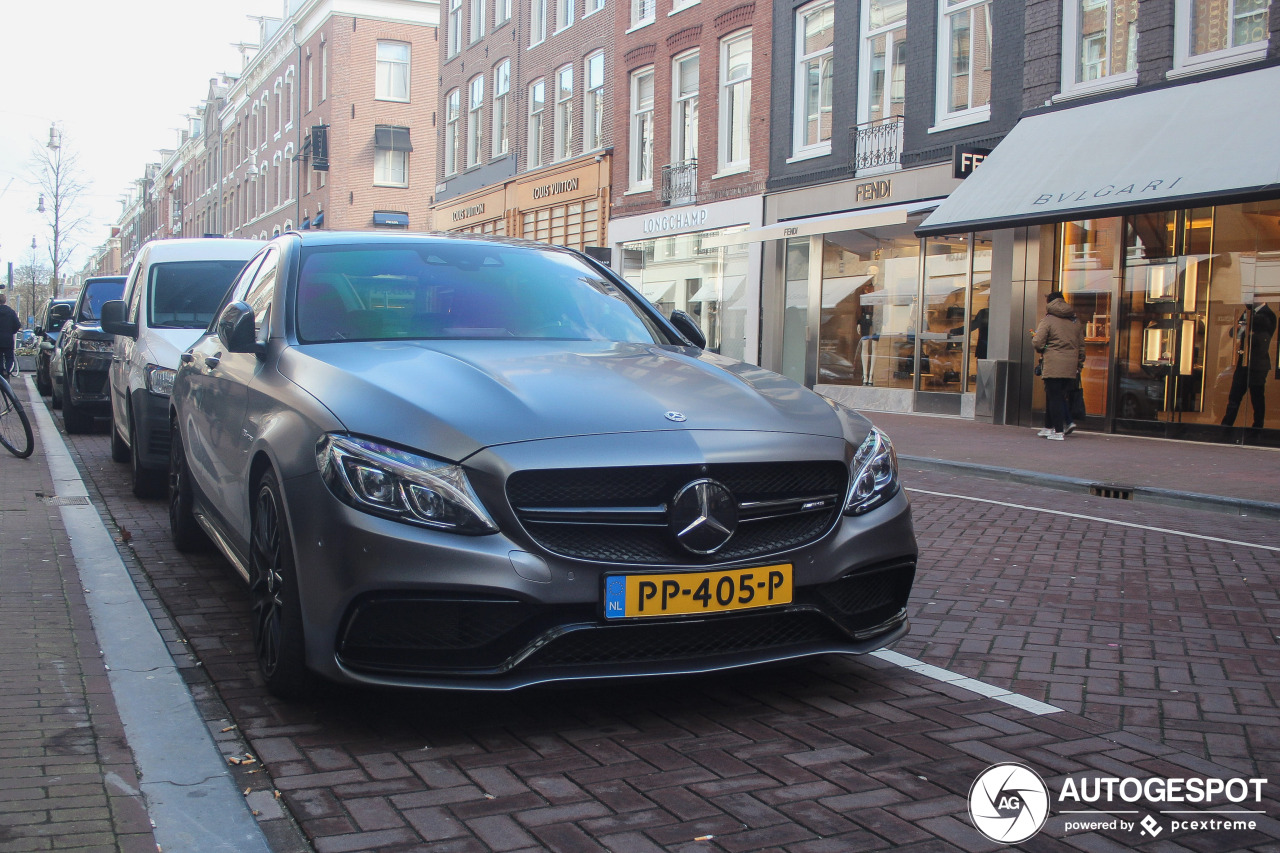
left=1032, top=291, right=1085, bottom=441
left=0, top=293, right=22, bottom=379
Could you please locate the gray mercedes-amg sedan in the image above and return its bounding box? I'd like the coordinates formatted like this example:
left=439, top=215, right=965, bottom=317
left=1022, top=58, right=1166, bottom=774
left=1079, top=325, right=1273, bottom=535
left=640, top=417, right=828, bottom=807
left=170, top=231, right=917, bottom=699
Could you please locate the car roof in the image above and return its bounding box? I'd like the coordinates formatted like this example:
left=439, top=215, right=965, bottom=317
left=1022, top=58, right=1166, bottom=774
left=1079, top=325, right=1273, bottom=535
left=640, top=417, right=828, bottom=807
left=284, top=230, right=583, bottom=256
left=137, top=237, right=265, bottom=263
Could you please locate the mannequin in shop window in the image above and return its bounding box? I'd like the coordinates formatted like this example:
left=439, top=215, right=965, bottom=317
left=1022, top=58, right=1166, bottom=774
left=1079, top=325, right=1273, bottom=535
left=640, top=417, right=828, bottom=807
left=856, top=286, right=878, bottom=386
left=1221, top=301, right=1276, bottom=430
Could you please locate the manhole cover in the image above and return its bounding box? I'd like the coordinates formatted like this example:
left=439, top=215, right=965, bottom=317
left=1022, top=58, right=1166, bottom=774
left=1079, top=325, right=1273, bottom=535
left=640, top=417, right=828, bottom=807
left=42, top=496, right=91, bottom=506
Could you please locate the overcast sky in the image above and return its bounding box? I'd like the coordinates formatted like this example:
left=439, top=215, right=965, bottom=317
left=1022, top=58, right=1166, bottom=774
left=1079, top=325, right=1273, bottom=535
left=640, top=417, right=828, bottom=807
left=0, top=0, right=278, bottom=306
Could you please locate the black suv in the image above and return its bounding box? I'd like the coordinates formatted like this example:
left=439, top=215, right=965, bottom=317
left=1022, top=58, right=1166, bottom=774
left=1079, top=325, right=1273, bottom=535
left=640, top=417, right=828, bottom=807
left=34, top=298, right=76, bottom=396
left=52, top=276, right=126, bottom=432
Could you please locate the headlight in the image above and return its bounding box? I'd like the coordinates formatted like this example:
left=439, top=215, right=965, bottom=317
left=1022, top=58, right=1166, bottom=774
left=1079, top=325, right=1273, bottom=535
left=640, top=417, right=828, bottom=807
left=316, top=434, right=498, bottom=534
left=145, top=364, right=176, bottom=396
left=845, top=427, right=899, bottom=515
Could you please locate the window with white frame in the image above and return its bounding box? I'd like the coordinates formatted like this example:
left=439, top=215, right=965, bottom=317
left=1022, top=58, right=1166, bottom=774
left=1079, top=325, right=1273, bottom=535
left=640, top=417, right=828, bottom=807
left=1061, top=0, right=1137, bottom=91
left=672, top=51, right=699, bottom=164
left=376, top=42, right=411, bottom=101
left=557, top=0, right=574, bottom=30
left=286, top=73, right=295, bottom=127
left=471, top=0, right=487, bottom=41
left=554, top=65, right=574, bottom=161
left=629, top=67, right=655, bottom=188
left=493, top=60, right=511, bottom=156
left=860, top=0, right=907, bottom=124
left=935, top=0, right=992, bottom=126
left=307, top=56, right=314, bottom=112
left=495, top=0, right=512, bottom=25
left=321, top=41, right=328, bottom=101
left=467, top=75, right=485, bottom=167
left=583, top=52, right=605, bottom=151
left=375, top=133, right=411, bottom=187
left=448, top=0, right=464, bottom=56
left=719, top=32, right=752, bottom=172
left=528, top=79, right=546, bottom=168
left=793, top=0, right=834, bottom=156
left=275, top=85, right=282, bottom=135
left=1175, top=0, right=1270, bottom=69
left=531, top=0, right=547, bottom=44
left=632, top=0, right=655, bottom=28
left=586, top=0, right=604, bottom=14
left=444, top=89, right=461, bottom=175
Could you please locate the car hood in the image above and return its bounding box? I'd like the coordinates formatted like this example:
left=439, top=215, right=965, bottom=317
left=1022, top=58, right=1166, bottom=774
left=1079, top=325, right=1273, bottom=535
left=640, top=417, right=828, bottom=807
left=278, top=340, right=849, bottom=461
left=142, top=328, right=207, bottom=370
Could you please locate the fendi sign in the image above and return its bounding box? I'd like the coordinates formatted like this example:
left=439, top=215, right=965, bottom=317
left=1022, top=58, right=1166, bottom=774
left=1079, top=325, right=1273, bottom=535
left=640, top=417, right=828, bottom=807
left=855, top=180, right=892, bottom=203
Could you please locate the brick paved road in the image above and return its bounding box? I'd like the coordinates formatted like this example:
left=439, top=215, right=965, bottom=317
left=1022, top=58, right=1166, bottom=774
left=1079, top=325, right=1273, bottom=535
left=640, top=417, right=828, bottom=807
left=34, top=403, right=1280, bottom=853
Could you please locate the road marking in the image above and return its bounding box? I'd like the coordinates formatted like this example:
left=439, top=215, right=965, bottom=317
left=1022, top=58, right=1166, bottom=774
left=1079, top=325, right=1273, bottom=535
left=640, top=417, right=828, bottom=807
left=872, top=649, right=1064, bottom=715
left=25, top=377, right=273, bottom=853
left=908, top=487, right=1280, bottom=554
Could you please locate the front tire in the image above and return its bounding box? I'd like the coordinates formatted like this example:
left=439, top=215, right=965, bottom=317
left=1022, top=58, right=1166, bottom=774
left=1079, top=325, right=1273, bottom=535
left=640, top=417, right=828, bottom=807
left=110, top=414, right=130, bottom=463
left=250, top=469, right=317, bottom=700
left=61, top=373, right=93, bottom=434
left=168, top=422, right=210, bottom=552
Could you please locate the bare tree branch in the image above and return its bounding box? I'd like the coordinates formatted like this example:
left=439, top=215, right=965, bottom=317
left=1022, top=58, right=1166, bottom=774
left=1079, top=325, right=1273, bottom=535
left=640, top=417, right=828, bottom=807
left=27, top=127, right=92, bottom=297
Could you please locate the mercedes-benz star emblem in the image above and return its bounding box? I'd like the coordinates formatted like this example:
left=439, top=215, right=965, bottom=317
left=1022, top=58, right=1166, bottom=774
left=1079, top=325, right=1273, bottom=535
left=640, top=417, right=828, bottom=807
left=664, top=411, right=687, bottom=422
left=670, top=479, right=738, bottom=554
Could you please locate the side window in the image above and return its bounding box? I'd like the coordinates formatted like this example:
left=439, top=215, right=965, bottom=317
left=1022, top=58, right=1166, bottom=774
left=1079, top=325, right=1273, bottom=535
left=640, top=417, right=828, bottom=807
left=125, top=262, right=146, bottom=324
left=244, top=250, right=279, bottom=341
left=228, top=253, right=268, bottom=306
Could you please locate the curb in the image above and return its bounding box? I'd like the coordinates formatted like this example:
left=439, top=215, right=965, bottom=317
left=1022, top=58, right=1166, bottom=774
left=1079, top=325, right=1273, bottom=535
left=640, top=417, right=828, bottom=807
left=899, top=454, right=1280, bottom=520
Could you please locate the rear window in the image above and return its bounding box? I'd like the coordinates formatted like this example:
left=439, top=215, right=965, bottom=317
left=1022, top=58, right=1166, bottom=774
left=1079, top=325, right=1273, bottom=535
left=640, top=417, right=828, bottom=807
left=79, top=280, right=125, bottom=321
left=148, top=260, right=251, bottom=329
left=295, top=243, right=668, bottom=345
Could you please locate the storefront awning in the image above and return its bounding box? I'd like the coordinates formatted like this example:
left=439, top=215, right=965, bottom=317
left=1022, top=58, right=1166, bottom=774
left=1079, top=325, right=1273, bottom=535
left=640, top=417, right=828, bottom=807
left=372, top=211, right=410, bottom=227
left=917, top=65, right=1280, bottom=236
left=702, top=200, right=940, bottom=248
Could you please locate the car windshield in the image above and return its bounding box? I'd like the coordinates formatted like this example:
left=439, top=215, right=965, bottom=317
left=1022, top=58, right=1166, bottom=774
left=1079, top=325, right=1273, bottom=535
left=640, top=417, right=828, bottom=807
left=79, top=280, right=125, bottom=322
left=149, top=260, right=251, bottom=328
left=295, top=243, right=670, bottom=345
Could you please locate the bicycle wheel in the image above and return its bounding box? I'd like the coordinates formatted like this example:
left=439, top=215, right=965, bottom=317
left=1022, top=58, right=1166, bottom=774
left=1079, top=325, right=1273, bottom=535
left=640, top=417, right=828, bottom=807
left=0, top=377, right=34, bottom=458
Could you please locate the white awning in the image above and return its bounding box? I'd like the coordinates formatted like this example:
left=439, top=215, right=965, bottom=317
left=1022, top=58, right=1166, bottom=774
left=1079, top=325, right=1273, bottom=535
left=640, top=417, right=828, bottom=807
left=918, top=65, right=1280, bottom=236
left=702, top=200, right=940, bottom=248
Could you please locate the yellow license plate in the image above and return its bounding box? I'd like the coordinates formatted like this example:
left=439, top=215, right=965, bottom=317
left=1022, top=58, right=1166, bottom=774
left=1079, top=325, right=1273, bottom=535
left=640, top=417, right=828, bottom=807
left=603, top=564, right=793, bottom=619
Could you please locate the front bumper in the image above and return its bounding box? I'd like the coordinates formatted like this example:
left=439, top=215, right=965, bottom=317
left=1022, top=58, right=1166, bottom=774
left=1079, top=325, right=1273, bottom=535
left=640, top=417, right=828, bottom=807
left=130, top=391, right=173, bottom=471
left=67, top=364, right=113, bottom=410
left=280, top=433, right=918, bottom=691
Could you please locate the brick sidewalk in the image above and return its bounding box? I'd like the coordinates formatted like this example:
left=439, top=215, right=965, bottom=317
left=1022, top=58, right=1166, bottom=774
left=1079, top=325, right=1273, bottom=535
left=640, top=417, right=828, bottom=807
left=0, top=379, right=157, bottom=853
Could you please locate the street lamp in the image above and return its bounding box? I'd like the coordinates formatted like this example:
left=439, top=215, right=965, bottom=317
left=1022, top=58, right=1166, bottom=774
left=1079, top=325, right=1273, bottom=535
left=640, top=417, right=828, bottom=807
left=29, top=237, right=37, bottom=327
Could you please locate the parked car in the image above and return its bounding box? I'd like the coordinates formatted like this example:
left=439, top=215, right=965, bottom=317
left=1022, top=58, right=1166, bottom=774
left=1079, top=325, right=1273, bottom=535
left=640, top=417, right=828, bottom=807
left=100, top=238, right=264, bottom=497
left=51, top=276, right=127, bottom=433
left=169, top=232, right=918, bottom=699
left=33, top=298, right=76, bottom=396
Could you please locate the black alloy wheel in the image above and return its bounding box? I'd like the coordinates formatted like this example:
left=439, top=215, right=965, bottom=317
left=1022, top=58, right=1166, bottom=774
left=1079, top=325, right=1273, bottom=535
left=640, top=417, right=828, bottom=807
left=168, top=422, right=209, bottom=552
left=249, top=470, right=316, bottom=700
left=129, top=402, right=165, bottom=498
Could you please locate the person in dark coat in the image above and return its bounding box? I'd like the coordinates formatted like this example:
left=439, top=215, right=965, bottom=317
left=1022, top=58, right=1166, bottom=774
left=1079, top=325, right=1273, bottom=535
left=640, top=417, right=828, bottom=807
left=1221, top=302, right=1276, bottom=429
left=1032, top=291, right=1085, bottom=440
left=0, top=293, right=22, bottom=378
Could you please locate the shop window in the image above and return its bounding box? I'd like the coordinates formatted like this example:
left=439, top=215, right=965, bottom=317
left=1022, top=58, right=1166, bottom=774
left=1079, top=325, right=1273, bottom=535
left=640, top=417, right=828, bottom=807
left=1054, top=218, right=1118, bottom=418
left=933, top=0, right=992, bottom=130
left=816, top=225, right=921, bottom=390
left=621, top=228, right=751, bottom=360
left=793, top=0, right=834, bottom=158
left=1061, top=0, right=1137, bottom=95
left=918, top=235, right=990, bottom=394
left=1174, top=0, right=1270, bottom=72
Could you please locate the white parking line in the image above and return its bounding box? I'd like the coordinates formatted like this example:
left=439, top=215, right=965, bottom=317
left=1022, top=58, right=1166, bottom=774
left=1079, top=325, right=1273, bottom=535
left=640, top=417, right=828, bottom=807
left=872, top=648, right=1064, bottom=715
left=908, top=487, right=1280, bottom=554
left=25, top=377, right=272, bottom=853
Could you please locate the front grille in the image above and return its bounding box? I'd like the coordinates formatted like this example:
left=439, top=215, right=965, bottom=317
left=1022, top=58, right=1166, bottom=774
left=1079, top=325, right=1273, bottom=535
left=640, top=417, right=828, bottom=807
left=508, top=461, right=847, bottom=565
left=523, top=610, right=849, bottom=668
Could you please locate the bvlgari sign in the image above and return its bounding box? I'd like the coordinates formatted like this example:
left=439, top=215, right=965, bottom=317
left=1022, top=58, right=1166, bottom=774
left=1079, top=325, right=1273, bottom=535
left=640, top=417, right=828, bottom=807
left=1033, top=177, right=1185, bottom=206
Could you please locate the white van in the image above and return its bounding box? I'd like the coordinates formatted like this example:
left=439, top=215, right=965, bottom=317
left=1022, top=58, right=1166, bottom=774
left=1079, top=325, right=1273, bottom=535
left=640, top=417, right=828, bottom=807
left=101, top=238, right=264, bottom=497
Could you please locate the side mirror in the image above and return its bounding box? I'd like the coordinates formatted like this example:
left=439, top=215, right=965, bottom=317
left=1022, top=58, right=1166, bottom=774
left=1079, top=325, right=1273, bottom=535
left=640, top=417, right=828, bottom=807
left=669, top=310, right=707, bottom=349
left=33, top=325, right=44, bottom=337
left=217, top=301, right=260, bottom=354
left=100, top=301, right=136, bottom=338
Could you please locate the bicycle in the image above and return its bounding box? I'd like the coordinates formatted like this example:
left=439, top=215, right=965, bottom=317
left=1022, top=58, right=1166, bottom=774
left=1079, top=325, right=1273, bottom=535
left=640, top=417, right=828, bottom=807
left=0, top=371, right=34, bottom=458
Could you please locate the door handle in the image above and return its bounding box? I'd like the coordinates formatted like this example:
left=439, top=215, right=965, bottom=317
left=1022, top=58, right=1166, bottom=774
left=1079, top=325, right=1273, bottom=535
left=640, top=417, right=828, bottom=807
left=204, top=356, right=221, bottom=369
left=181, top=353, right=194, bottom=364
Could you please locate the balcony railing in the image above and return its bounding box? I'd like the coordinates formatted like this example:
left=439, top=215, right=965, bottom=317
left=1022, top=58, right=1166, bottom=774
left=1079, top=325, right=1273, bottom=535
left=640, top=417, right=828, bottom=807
left=660, top=158, right=698, bottom=205
left=852, top=117, right=904, bottom=173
